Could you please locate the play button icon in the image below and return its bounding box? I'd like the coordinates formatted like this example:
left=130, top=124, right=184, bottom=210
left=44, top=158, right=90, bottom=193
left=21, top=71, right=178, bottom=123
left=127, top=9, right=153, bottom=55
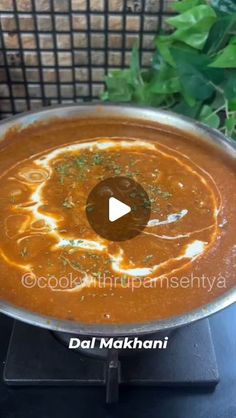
left=109, top=197, right=131, bottom=222
left=86, top=176, right=151, bottom=242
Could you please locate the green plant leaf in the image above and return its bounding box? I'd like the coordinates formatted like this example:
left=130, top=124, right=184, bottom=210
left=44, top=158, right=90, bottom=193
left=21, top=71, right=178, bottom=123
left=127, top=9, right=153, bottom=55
left=167, top=5, right=216, bottom=30
left=171, top=25, right=213, bottom=49
left=130, top=46, right=141, bottom=82
left=198, top=105, right=221, bottom=128
left=172, top=0, right=204, bottom=13
left=224, top=72, right=236, bottom=99
left=228, top=98, right=236, bottom=110
left=210, top=44, right=236, bottom=67
left=167, top=5, right=217, bottom=50
left=155, top=37, right=198, bottom=67
left=212, top=0, right=236, bottom=13
left=171, top=48, right=220, bottom=100
left=211, top=91, right=225, bottom=110
left=172, top=100, right=202, bottom=118
left=225, top=113, right=236, bottom=138
left=230, top=35, right=236, bottom=44
left=133, top=85, right=165, bottom=106
left=204, top=15, right=236, bottom=55
left=150, top=76, right=181, bottom=94
left=226, top=114, right=236, bottom=130
left=101, top=0, right=236, bottom=137
left=181, top=91, right=198, bottom=107
left=102, top=47, right=144, bottom=103
left=104, top=71, right=134, bottom=102
left=152, top=49, right=167, bottom=71
left=100, top=91, right=109, bottom=101
left=148, top=64, right=181, bottom=94
left=155, top=36, right=175, bottom=66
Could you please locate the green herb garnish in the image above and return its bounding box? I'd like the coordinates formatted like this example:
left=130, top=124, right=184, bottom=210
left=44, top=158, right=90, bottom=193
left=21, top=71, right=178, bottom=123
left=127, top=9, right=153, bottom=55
left=56, top=162, right=70, bottom=185
left=93, top=153, right=103, bottom=165
left=143, top=199, right=151, bottom=209
left=148, top=185, right=172, bottom=200
left=75, top=155, right=87, bottom=168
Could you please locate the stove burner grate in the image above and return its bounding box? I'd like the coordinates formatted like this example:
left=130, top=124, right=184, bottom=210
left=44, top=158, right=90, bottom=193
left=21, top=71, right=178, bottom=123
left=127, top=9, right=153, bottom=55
left=3, top=319, right=219, bottom=403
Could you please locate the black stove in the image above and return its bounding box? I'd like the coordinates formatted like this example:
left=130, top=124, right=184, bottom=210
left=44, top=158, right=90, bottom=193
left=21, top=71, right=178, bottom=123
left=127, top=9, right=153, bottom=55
left=0, top=305, right=235, bottom=417
left=4, top=319, right=219, bottom=403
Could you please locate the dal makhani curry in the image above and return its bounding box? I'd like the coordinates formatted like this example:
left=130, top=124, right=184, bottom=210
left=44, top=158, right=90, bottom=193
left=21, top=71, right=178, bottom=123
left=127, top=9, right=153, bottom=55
left=0, top=115, right=235, bottom=324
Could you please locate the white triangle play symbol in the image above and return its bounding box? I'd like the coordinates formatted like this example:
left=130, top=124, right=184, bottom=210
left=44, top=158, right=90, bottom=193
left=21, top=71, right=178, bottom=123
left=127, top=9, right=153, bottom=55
left=109, top=197, right=131, bottom=222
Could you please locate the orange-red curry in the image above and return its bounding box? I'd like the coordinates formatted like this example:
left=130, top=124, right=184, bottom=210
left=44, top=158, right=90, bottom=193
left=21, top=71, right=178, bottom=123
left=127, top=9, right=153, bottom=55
left=0, top=116, right=235, bottom=324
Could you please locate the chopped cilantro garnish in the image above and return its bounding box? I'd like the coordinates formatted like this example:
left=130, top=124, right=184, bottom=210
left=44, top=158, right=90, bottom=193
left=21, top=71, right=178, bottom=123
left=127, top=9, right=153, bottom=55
left=143, top=199, right=151, bottom=209
left=93, top=153, right=103, bottom=165
left=75, top=155, right=87, bottom=168
left=56, top=162, right=70, bottom=185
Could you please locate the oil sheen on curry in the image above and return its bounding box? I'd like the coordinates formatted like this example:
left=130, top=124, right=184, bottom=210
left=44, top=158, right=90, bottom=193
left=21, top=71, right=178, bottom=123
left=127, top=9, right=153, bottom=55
left=0, top=117, right=235, bottom=324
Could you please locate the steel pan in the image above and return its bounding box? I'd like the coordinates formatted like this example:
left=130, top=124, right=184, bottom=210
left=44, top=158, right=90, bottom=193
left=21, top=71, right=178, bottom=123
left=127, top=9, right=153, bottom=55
left=0, top=103, right=235, bottom=336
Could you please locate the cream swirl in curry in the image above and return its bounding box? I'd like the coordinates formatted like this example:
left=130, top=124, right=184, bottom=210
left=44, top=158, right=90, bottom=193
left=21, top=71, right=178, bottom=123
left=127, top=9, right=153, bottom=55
left=0, top=117, right=235, bottom=324
left=0, top=138, right=220, bottom=288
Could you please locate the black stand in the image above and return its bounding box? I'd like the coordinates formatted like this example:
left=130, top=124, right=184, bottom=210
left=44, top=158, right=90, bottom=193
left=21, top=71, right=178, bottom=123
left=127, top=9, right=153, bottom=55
left=4, top=319, right=219, bottom=403
left=106, top=349, right=120, bottom=403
